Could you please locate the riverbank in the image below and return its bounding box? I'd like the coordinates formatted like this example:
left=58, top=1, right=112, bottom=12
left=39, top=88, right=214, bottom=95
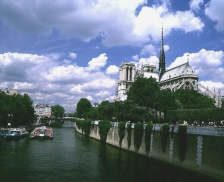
left=75, top=122, right=224, bottom=181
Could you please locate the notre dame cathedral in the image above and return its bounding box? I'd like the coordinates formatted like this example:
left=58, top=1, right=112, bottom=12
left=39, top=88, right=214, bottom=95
left=115, top=28, right=221, bottom=107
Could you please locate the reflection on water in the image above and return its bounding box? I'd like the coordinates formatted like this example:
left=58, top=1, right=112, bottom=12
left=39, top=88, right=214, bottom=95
left=0, top=122, right=222, bottom=182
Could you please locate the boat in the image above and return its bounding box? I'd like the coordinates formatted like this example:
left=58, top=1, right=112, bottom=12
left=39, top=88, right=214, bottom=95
left=30, top=126, right=53, bottom=139
left=4, top=127, right=29, bottom=141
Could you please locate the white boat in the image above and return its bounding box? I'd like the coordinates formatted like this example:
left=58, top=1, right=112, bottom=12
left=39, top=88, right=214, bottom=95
left=30, top=126, right=53, bottom=139
left=4, top=128, right=29, bottom=141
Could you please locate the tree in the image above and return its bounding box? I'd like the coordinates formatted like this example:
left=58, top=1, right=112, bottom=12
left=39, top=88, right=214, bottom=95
left=154, top=89, right=177, bottom=122
left=221, top=100, right=224, bottom=108
left=98, top=100, right=114, bottom=120
left=173, top=89, right=215, bottom=109
left=127, top=77, right=160, bottom=108
left=0, top=91, right=34, bottom=127
left=51, top=104, right=65, bottom=118
left=76, top=98, right=92, bottom=118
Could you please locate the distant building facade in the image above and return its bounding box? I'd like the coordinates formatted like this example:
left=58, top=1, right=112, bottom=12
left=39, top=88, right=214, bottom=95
left=0, top=89, right=19, bottom=95
left=34, top=103, right=51, bottom=118
left=115, top=27, right=221, bottom=107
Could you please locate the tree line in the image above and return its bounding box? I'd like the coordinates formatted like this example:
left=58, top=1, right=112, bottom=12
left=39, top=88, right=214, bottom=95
left=0, top=91, right=34, bottom=127
left=76, top=77, right=223, bottom=124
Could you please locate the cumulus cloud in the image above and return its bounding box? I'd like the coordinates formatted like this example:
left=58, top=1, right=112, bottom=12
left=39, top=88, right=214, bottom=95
left=190, top=0, right=204, bottom=11
left=205, top=0, right=224, bottom=31
left=132, top=55, right=139, bottom=61
left=86, top=53, right=108, bottom=71
left=141, top=44, right=157, bottom=55
left=106, top=65, right=119, bottom=75
left=0, top=0, right=204, bottom=46
left=68, top=52, right=77, bottom=59
left=164, top=45, right=170, bottom=52
left=0, top=52, right=117, bottom=111
left=138, top=56, right=159, bottom=66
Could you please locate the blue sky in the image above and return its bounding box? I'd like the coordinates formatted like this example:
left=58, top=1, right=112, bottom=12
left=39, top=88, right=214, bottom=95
left=0, top=0, right=223, bottom=111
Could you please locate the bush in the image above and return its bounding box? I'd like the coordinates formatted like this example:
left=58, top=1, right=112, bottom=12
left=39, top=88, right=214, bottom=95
left=82, top=120, right=92, bottom=136
left=127, top=123, right=132, bottom=149
left=134, top=123, right=144, bottom=152
left=98, top=120, right=112, bottom=143
left=118, top=122, right=126, bottom=147
left=145, top=122, right=153, bottom=154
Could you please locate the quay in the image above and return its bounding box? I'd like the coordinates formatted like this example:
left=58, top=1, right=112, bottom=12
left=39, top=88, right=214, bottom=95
left=75, top=122, right=224, bottom=181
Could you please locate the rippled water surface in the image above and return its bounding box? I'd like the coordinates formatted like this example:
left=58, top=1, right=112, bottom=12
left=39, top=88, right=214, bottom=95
left=0, top=122, right=222, bottom=182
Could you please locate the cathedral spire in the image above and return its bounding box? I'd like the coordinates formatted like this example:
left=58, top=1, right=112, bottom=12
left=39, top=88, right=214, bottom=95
left=159, top=23, right=166, bottom=79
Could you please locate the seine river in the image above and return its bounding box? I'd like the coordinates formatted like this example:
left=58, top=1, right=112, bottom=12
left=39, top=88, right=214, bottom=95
left=0, top=122, right=222, bottom=182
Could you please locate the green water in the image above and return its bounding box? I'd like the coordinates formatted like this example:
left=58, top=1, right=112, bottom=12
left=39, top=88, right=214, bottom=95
left=0, top=122, right=222, bottom=182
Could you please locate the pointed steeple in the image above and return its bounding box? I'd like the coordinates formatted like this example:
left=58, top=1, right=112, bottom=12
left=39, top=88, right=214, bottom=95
left=159, top=23, right=166, bottom=79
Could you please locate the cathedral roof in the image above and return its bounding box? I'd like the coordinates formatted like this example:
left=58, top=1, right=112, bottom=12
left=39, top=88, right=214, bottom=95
left=160, top=62, right=198, bottom=82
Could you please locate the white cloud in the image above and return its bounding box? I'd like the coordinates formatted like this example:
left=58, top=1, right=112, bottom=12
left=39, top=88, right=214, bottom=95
left=189, top=0, right=204, bottom=11
left=86, top=95, right=93, bottom=101
left=141, top=44, right=157, bottom=55
left=164, top=45, right=170, bottom=52
left=13, top=82, right=35, bottom=90
left=0, top=52, right=117, bottom=111
left=132, top=55, right=139, bottom=61
left=95, top=91, right=111, bottom=98
left=0, top=0, right=204, bottom=46
left=87, top=53, right=108, bottom=71
left=106, top=65, right=119, bottom=75
left=139, top=56, right=159, bottom=66
left=205, top=0, right=224, bottom=31
left=68, top=52, right=77, bottom=59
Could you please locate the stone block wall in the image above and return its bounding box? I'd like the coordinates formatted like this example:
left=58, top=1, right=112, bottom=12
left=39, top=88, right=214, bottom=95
left=75, top=123, right=224, bottom=180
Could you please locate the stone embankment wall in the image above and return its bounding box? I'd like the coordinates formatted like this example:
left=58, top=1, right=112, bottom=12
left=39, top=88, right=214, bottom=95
left=75, top=123, right=224, bottom=181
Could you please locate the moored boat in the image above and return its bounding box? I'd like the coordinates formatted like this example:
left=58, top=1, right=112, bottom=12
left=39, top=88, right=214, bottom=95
left=4, top=127, right=29, bottom=141
left=30, top=126, right=53, bottom=139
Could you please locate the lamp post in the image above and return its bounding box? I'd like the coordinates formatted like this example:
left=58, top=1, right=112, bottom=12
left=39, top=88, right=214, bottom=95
left=11, top=114, right=13, bottom=128
left=0, top=115, right=2, bottom=129
left=7, top=114, right=10, bottom=129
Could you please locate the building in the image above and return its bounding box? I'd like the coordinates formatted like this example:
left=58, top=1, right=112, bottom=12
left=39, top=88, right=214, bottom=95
left=115, top=27, right=221, bottom=107
left=0, top=89, right=19, bottom=95
left=34, top=103, right=51, bottom=118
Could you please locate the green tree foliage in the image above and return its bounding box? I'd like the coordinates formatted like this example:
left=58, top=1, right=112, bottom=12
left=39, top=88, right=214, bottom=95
left=127, top=77, right=160, bottom=108
left=134, top=123, right=144, bottom=152
left=51, top=104, right=65, bottom=118
left=83, top=107, right=99, bottom=120
left=118, top=121, right=126, bottom=147
left=98, top=120, right=111, bottom=143
left=167, top=108, right=224, bottom=126
left=154, top=89, right=177, bottom=122
left=126, top=123, right=132, bottom=149
left=0, top=92, right=34, bottom=127
left=221, top=100, right=224, bottom=108
left=173, top=89, right=215, bottom=109
left=76, top=98, right=92, bottom=118
left=82, top=119, right=92, bottom=136
left=98, top=100, right=114, bottom=120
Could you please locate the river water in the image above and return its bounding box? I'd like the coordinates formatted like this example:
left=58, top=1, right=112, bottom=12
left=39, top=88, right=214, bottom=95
left=0, top=122, right=222, bottom=182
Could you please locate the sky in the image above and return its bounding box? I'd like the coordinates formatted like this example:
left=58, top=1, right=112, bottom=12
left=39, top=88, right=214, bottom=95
left=0, top=0, right=224, bottom=112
